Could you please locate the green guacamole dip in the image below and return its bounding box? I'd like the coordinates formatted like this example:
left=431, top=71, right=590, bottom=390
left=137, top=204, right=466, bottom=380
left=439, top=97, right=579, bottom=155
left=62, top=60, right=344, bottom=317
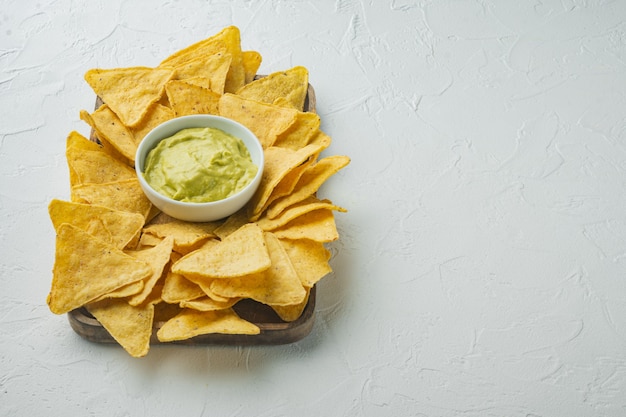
left=143, top=127, right=258, bottom=203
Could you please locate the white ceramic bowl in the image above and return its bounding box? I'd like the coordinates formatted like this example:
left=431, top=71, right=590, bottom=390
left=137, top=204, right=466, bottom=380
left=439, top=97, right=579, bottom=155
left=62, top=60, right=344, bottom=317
left=135, top=115, right=264, bottom=222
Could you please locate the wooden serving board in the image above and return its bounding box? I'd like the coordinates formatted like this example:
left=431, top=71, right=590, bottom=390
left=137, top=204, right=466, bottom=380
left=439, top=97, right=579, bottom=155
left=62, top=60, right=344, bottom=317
left=68, top=81, right=319, bottom=346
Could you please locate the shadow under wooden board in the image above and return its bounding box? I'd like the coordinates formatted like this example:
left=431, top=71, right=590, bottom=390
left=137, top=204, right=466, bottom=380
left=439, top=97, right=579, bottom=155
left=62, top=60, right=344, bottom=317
left=68, top=80, right=319, bottom=346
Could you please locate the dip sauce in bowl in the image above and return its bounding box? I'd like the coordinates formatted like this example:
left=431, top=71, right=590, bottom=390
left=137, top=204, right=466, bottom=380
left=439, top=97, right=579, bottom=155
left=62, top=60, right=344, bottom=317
left=136, top=115, right=264, bottom=222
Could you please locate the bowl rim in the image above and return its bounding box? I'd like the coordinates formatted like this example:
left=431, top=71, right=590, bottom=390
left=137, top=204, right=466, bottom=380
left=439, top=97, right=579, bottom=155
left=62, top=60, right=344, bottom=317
left=134, top=114, right=264, bottom=209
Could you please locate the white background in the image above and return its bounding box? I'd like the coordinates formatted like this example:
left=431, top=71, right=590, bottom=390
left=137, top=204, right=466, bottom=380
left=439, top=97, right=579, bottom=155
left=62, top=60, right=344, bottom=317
left=2, top=1, right=626, bottom=416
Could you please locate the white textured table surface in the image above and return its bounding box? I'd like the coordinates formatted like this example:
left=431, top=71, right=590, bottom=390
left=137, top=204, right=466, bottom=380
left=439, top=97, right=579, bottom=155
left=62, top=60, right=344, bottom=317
left=2, top=1, right=626, bottom=416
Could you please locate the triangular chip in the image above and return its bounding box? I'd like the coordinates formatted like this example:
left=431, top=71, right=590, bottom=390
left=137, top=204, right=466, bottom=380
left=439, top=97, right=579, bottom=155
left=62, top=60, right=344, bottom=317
left=235, top=66, right=309, bottom=111
left=161, top=252, right=206, bottom=304
left=130, top=103, right=176, bottom=144
left=165, top=80, right=221, bottom=116
left=47, top=224, right=153, bottom=314
left=179, top=296, right=240, bottom=312
left=242, top=50, right=262, bottom=84
left=168, top=51, right=232, bottom=93
left=84, top=66, right=175, bottom=127
left=86, top=298, right=155, bottom=358
left=271, top=287, right=311, bottom=322
left=266, top=155, right=351, bottom=219
left=80, top=105, right=137, bottom=164
left=48, top=199, right=145, bottom=250
left=271, top=209, right=340, bottom=242
left=160, top=26, right=245, bottom=94
left=248, top=143, right=330, bottom=219
left=171, top=223, right=270, bottom=280
left=71, top=178, right=153, bottom=220
left=157, top=308, right=260, bottom=342
left=218, top=93, right=298, bottom=148
left=142, top=217, right=220, bottom=254
left=126, top=236, right=175, bottom=306
left=278, top=238, right=332, bottom=287
left=66, top=143, right=136, bottom=186
left=210, top=232, right=306, bottom=306
left=273, top=111, right=321, bottom=150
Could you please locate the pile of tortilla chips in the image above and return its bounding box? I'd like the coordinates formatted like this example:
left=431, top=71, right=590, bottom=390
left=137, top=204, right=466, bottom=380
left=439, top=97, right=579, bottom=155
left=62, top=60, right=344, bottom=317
left=46, top=26, right=350, bottom=357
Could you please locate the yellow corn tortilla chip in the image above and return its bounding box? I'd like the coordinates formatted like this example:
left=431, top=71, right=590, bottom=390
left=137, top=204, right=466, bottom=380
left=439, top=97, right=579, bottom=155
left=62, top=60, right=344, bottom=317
left=161, top=269, right=206, bottom=304
left=272, top=208, right=340, bottom=242
left=66, top=144, right=136, bottom=186
left=47, top=223, right=153, bottom=314
left=171, top=223, right=270, bottom=280
left=48, top=199, right=144, bottom=250
left=142, top=218, right=220, bottom=254
left=86, top=298, right=155, bottom=358
left=248, top=143, right=333, bottom=219
left=165, top=80, right=221, bottom=116
left=80, top=105, right=137, bottom=164
left=90, top=280, right=145, bottom=303
left=267, top=155, right=351, bottom=218
left=273, top=111, right=321, bottom=150
left=179, top=296, right=240, bottom=312
left=218, top=93, right=298, bottom=148
left=242, top=50, right=262, bottom=84
left=84, top=66, right=175, bottom=127
left=126, top=236, right=174, bottom=306
left=278, top=238, right=332, bottom=287
left=168, top=51, right=232, bottom=93
left=262, top=155, right=316, bottom=211
left=71, top=178, right=153, bottom=220
left=130, top=103, right=176, bottom=143
left=236, top=66, right=309, bottom=111
left=213, top=210, right=249, bottom=240
left=157, top=308, right=260, bottom=342
left=271, top=287, right=310, bottom=322
left=210, top=232, right=306, bottom=306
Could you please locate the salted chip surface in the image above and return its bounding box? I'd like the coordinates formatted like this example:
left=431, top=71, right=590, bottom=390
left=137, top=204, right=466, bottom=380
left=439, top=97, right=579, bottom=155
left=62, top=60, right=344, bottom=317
left=210, top=232, right=307, bottom=306
left=171, top=223, right=270, bottom=280
left=126, top=236, right=175, bottom=306
left=71, top=178, right=153, bottom=220
left=168, top=51, right=232, bottom=93
left=86, top=298, right=155, bottom=358
left=157, top=308, right=260, bottom=342
left=80, top=105, right=137, bottom=163
left=272, top=209, right=340, bottom=242
left=242, top=50, right=262, bottom=84
left=165, top=80, right=221, bottom=116
left=47, top=224, right=153, bottom=315
left=142, top=217, right=220, bottom=253
left=267, top=155, right=351, bottom=218
left=48, top=199, right=144, bottom=250
left=279, top=238, right=332, bottom=287
left=271, top=287, right=311, bottom=322
left=235, top=66, right=309, bottom=111
left=218, top=93, right=298, bottom=148
left=84, top=66, right=175, bottom=127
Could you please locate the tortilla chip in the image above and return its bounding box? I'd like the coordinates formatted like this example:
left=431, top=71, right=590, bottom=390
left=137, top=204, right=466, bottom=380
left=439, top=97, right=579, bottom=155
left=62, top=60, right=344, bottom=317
left=248, top=143, right=330, bottom=219
left=86, top=298, right=154, bottom=358
left=48, top=199, right=145, bottom=250
left=278, top=238, right=332, bottom=287
left=210, top=232, right=307, bottom=306
left=130, top=103, right=176, bottom=143
left=171, top=223, right=270, bottom=280
left=169, top=51, right=232, bottom=93
left=218, top=93, right=298, bottom=148
left=142, top=218, right=220, bottom=253
left=271, top=209, right=340, bottom=242
left=126, top=236, right=174, bottom=306
left=71, top=178, right=153, bottom=220
left=179, top=296, right=240, bottom=312
left=157, top=308, right=260, bottom=342
left=165, top=80, right=221, bottom=116
left=271, top=287, right=310, bottom=322
left=242, top=50, right=262, bottom=84
left=47, top=224, right=153, bottom=314
left=84, top=66, right=175, bottom=127
left=80, top=105, right=137, bottom=164
left=236, top=66, right=309, bottom=111
left=161, top=270, right=206, bottom=304
left=266, top=155, right=351, bottom=218
left=273, top=111, right=321, bottom=150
